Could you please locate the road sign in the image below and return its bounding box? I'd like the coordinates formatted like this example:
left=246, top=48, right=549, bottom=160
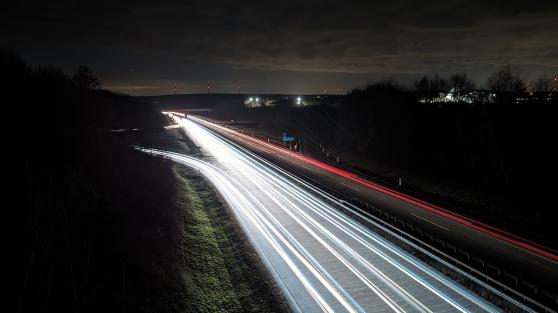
left=282, top=133, right=295, bottom=142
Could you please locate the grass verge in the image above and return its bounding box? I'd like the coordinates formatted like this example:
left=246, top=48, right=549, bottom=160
left=174, top=165, right=289, bottom=313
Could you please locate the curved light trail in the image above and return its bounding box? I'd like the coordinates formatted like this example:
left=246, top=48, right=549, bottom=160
left=186, top=115, right=558, bottom=264
left=136, top=115, right=536, bottom=312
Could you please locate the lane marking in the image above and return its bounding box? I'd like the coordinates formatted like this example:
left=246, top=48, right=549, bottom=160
left=189, top=115, right=558, bottom=263
left=340, top=182, right=360, bottom=192
left=300, top=164, right=315, bottom=172
left=411, top=213, right=450, bottom=231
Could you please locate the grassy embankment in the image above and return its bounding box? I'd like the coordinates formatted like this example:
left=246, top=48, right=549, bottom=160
left=174, top=164, right=287, bottom=312
left=153, top=129, right=289, bottom=313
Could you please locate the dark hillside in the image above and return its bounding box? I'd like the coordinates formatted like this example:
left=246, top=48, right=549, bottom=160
left=9, top=49, right=288, bottom=313
left=6, top=49, right=180, bottom=313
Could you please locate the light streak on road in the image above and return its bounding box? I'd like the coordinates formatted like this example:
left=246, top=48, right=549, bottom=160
left=137, top=114, right=535, bottom=312
left=186, top=115, right=558, bottom=264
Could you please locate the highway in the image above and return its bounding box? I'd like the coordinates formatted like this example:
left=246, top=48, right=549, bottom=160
left=139, top=115, right=539, bottom=312
left=183, top=115, right=558, bottom=302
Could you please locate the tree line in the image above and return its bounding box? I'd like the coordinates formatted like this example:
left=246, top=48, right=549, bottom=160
left=350, top=64, right=557, bottom=102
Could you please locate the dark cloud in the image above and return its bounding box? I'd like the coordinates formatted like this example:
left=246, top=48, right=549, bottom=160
left=2, top=0, right=557, bottom=95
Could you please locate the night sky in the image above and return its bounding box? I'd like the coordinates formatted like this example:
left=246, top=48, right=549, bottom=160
left=3, top=0, right=557, bottom=95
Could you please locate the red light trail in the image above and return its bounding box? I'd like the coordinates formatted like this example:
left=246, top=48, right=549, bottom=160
left=189, top=114, right=558, bottom=263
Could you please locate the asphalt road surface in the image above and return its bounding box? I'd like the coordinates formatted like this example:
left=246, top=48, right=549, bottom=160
left=185, top=114, right=558, bottom=310
left=138, top=115, right=541, bottom=312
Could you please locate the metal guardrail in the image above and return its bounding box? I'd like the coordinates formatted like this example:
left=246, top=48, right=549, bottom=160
left=278, top=167, right=556, bottom=313
left=188, top=116, right=558, bottom=313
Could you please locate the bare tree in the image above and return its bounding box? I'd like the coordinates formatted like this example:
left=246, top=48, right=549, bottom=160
left=413, top=74, right=450, bottom=99
left=430, top=74, right=450, bottom=96
left=529, top=74, right=553, bottom=93
left=414, top=76, right=430, bottom=98
left=72, top=65, right=101, bottom=89
left=485, top=64, right=525, bottom=94
left=449, top=73, right=475, bottom=97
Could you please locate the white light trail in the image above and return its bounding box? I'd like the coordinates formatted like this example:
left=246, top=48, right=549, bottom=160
left=136, top=114, right=533, bottom=313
